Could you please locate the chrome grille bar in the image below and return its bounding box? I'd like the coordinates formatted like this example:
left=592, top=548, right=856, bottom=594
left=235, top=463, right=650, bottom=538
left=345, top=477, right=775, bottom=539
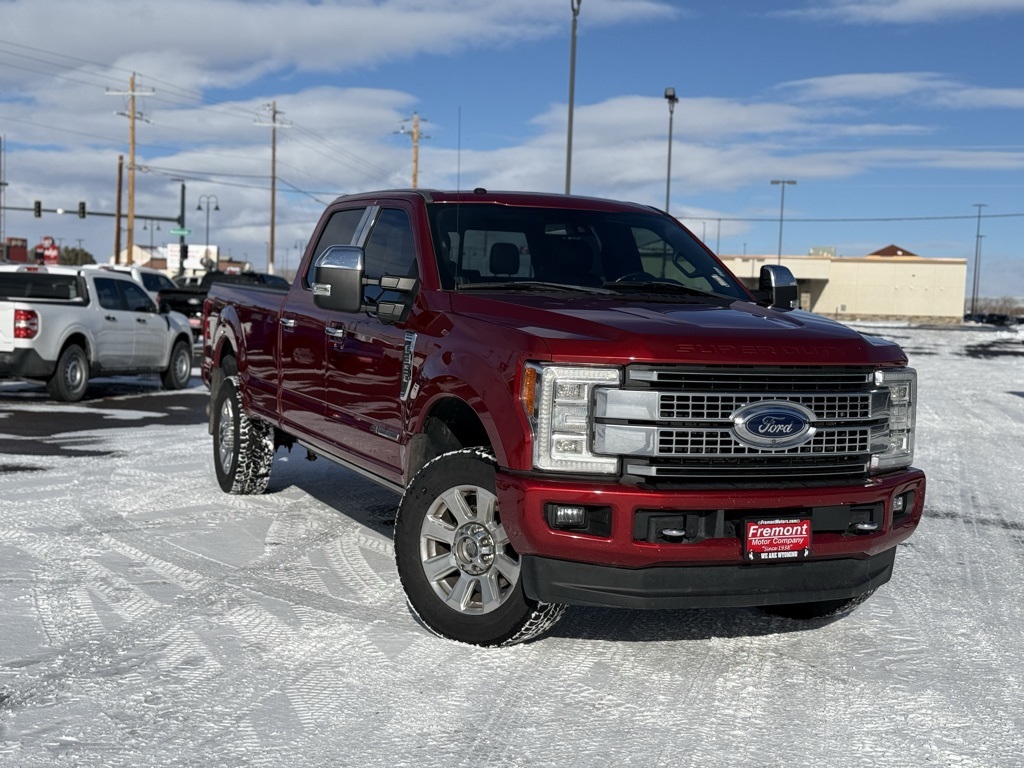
left=597, top=365, right=884, bottom=484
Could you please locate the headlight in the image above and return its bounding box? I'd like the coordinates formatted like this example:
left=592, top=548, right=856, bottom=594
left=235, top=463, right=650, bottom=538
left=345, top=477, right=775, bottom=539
left=871, top=367, right=917, bottom=472
left=522, top=363, right=620, bottom=474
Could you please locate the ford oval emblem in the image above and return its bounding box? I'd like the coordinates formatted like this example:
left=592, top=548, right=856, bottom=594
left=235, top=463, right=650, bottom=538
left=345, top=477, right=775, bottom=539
left=732, top=401, right=817, bottom=450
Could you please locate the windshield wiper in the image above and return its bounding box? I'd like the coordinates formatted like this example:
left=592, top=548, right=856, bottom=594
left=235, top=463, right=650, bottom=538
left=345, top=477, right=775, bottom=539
left=457, top=281, right=615, bottom=295
left=602, top=280, right=725, bottom=300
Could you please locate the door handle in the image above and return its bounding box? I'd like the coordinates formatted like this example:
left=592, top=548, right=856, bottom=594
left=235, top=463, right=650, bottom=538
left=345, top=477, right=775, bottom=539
left=325, top=327, right=346, bottom=339
left=136, top=317, right=147, bottom=324
left=105, top=315, right=117, bottom=322
left=280, top=318, right=297, bottom=329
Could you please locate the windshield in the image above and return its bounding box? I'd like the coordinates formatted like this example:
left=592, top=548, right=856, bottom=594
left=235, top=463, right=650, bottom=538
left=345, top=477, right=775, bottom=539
left=427, top=203, right=748, bottom=300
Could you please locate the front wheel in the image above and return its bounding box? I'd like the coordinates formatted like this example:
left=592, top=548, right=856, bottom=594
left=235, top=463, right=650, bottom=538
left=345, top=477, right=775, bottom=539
left=759, top=589, right=876, bottom=620
left=47, top=344, right=89, bottom=402
left=394, top=449, right=566, bottom=646
left=161, top=339, right=192, bottom=390
left=212, top=375, right=274, bottom=494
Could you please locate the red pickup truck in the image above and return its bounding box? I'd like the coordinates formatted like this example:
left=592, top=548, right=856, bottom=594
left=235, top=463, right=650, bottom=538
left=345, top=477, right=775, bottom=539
left=202, top=189, right=925, bottom=646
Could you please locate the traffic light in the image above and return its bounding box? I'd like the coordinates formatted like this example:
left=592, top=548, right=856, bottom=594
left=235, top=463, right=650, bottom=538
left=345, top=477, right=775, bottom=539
left=77, top=201, right=86, bottom=219
left=33, top=200, right=41, bottom=217
left=181, top=244, right=188, bottom=261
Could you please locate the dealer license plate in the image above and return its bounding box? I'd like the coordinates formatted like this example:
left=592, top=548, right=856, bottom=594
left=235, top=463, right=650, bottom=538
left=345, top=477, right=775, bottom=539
left=745, top=518, right=811, bottom=562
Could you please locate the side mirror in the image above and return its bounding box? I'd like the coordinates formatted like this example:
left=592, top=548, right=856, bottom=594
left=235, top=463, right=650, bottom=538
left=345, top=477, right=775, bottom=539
left=758, top=265, right=799, bottom=310
left=313, top=245, right=366, bottom=313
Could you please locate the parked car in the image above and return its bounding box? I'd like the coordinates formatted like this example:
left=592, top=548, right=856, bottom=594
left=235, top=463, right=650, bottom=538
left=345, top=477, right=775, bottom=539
left=0, top=264, right=193, bottom=401
left=202, top=189, right=925, bottom=646
left=982, top=313, right=1013, bottom=326
left=84, top=264, right=178, bottom=304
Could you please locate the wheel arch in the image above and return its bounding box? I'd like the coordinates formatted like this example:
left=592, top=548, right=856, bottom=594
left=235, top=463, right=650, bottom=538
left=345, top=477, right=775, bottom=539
left=406, top=394, right=492, bottom=485
left=207, top=336, right=239, bottom=434
left=57, top=331, right=92, bottom=365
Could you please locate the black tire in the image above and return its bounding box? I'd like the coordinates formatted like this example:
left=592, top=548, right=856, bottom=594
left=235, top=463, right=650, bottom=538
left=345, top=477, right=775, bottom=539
left=394, top=449, right=566, bottom=646
left=212, top=375, right=274, bottom=494
left=46, top=343, right=89, bottom=402
left=759, top=588, right=876, bottom=620
left=161, top=339, right=192, bottom=390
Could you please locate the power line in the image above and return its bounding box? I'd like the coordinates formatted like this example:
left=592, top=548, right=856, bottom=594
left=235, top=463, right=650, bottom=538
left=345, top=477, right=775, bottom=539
left=290, top=123, right=393, bottom=180
left=699, top=212, right=1024, bottom=223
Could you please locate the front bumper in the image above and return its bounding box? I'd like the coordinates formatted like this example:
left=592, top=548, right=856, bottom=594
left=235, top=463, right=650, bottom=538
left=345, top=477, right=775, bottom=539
left=497, top=468, right=925, bottom=607
left=523, top=547, right=896, bottom=609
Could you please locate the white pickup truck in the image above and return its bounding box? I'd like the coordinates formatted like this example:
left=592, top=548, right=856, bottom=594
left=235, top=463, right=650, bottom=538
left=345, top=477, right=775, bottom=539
left=0, top=265, right=194, bottom=401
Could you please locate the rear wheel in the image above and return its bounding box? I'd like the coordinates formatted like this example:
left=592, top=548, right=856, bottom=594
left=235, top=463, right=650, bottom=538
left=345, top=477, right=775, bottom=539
left=161, top=339, right=192, bottom=390
left=760, top=589, right=876, bottom=620
left=212, top=375, right=274, bottom=494
left=394, top=449, right=566, bottom=646
left=46, top=344, right=89, bottom=402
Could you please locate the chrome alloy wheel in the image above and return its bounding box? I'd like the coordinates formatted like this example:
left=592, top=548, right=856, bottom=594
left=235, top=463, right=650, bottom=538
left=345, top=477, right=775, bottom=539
left=217, top=394, right=237, bottom=475
left=418, top=484, right=521, bottom=615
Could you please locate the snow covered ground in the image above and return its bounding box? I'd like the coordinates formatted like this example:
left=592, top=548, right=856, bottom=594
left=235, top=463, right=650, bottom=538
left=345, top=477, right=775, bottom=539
left=1, top=324, right=1022, bottom=767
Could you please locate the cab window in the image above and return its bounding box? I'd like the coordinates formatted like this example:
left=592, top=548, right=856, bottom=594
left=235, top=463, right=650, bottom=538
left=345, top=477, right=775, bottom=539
left=120, top=280, right=155, bottom=312
left=306, top=207, right=366, bottom=288
left=362, top=208, right=418, bottom=304
left=94, top=277, right=124, bottom=310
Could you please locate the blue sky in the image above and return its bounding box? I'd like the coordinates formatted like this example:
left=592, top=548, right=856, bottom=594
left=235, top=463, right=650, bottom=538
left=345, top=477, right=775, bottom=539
left=1, top=0, right=1023, bottom=298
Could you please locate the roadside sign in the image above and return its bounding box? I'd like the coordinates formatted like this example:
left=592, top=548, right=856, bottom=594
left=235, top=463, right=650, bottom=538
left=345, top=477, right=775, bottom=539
left=169, top=227, right=191, bottom=236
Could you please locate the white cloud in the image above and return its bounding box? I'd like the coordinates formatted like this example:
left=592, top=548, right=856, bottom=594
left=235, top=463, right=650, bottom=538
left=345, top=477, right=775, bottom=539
left=932, top=87, right=1024, bottom=109
left=0, top=0, right=677, bottom=94
left=785, top=0, right=1024, bottom=23
left=778, top=72, right=954, bottom=101
left=778, top=72, right=1024, bottom=112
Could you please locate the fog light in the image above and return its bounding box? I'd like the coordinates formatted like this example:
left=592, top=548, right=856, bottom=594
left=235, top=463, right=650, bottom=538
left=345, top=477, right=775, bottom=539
left=551, top=505, right=588, bottom=528
left=893, top=495, right=905, bottom=513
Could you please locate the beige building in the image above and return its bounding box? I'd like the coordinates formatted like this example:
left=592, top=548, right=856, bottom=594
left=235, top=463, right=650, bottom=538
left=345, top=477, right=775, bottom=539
left=720, top=245, right=967, bottom=324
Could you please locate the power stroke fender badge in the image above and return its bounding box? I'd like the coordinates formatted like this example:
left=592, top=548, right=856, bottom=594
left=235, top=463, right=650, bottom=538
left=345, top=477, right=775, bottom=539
left=731, top=401, right=817, bottom=450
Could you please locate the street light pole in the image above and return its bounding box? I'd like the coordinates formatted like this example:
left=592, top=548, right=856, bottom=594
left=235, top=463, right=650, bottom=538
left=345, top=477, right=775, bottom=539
left=664, top=87, right=679, bottom=216
left=770, top=179, right=796, bottom=264
left=565, top=0, right=582, bottom=195
left=197, top=194, right=220, bottom=271
left=970, top=203, right=987, bottom=317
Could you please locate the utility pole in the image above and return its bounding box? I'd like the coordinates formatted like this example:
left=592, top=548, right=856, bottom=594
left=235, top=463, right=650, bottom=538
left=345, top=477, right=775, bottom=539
left=770, top=179, right=797, bottom=265
left=108, top=73, right=153, bottom=265
left=0, top=134, right=6, bottom=262
left=114, top=155, right=124, bottom=264
left=398, top=113, right=430, bottom=188
left=257, top=101, right=286, bottom=275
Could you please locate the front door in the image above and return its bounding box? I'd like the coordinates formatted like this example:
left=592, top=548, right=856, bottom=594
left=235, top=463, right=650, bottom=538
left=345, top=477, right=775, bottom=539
left=119, top=280, right=167, bottom=369
left=91, top=277, right=135, bottom=371
left=278, top=206, right=368, bottom=441
left=323, top=206, right=419, bottom=485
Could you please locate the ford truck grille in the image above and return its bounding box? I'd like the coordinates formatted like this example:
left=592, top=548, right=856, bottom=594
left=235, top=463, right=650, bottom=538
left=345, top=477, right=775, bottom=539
left=594, top=365, right=887, bottom=485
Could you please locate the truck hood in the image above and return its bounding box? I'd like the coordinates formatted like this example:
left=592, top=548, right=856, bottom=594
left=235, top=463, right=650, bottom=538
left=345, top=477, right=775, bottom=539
left=446, top=293, right=907, bottom=366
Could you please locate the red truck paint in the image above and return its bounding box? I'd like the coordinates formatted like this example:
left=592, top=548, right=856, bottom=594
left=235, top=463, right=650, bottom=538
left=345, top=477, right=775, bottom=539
left=202, top=189, right=925, bottom=646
